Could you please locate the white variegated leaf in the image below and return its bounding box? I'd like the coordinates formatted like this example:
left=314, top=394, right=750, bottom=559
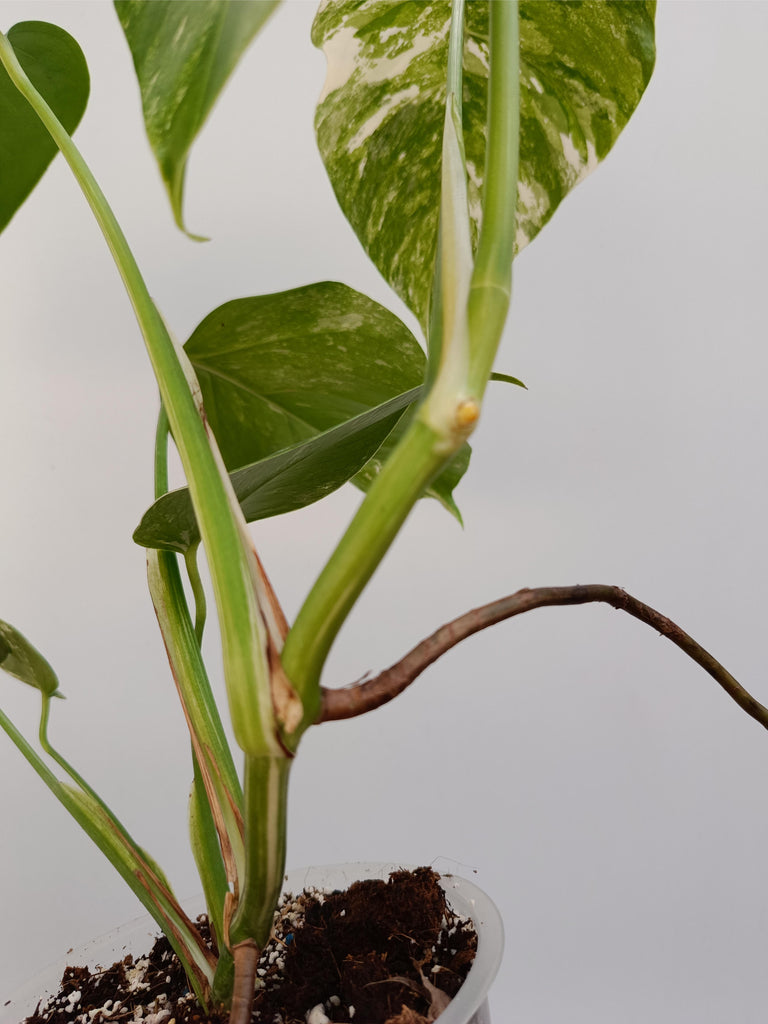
left=313, top=0, right=656, bottom=328
left=115, top=0, right=278, bottom=235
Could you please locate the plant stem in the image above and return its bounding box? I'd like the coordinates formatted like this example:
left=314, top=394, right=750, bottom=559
left=282, top=0, right=470, bottom=705
left=0, top=703, right=216, bottom=1004
left=0, top=31, right=277, bottom=759
left=284, top=0, right=521, bottom=707
left=281, top=419, right=448, bottom=719
left=185, top=546, right=208, bottom=644
left=153, top=398, right=235, bottom=984
left=229, top=755, right=290, bottom=947
left=37, top=694, right=129, bottom=830
left=420, top=0, right=472, bottom=438
left=189, top=755, right=229, bottom=951
left=154, top=402, right=171, bottom=499
left=147, top=548, right=245, bottom=869
left=467, top=0, right=519, bottom=397
left=446, top=0, right=466, bottom=104
left=230, top=941, right=261, bottom=1024
left=317, top=584, right=768, bottom=731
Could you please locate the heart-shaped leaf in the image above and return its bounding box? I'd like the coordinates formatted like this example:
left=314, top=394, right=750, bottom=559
left=184, top=281, right=467, bottom=514
left=114, top=0, right=279, bottom=236
left=134, top=387, right=421, bottom=552
left=0, top=21, right=89, bottom=234
left=313, top=1, right=656, bottom=327
left=0, top=619, right=60, bottom=697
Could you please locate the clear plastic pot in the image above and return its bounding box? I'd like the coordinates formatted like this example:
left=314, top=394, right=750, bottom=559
left=1, top=863, right=503, bottom=1024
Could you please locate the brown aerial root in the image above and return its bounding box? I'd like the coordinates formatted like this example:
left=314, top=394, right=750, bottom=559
left=318, top=584, right=768, bottom=731
left=229, top=939, right=260, bottom=1024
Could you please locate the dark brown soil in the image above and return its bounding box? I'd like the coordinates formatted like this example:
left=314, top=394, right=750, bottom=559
left=21, top=868, right=477, bottom=1024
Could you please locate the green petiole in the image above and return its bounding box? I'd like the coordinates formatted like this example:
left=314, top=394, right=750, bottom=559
left=0, top=30, right=280, bottom=761
left=0, top=701, right=215, bottom=1005
left=228, top=754, right=290, bottom=949
left=283, top=0, right=520, bottom=706
left=467, top=0, right=520, bottom=398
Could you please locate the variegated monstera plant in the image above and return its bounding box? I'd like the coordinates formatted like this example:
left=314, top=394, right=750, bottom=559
left=10, top=2, right=755, bottom=1020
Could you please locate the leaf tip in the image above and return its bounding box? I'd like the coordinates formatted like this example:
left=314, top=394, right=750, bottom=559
left=164, top=161, right=209, bottom=242
left=170, top=199, right=209, bottom=243
left=437, top=493, right=464, bottom=528
left=490, top=371, right=527, bottom=390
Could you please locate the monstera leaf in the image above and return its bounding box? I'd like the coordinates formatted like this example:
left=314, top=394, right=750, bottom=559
left=313, top=1, right=656, bottom=327
left=0, top=21, right=89, bottom=234
left=114, top=0, right=278, bottom=235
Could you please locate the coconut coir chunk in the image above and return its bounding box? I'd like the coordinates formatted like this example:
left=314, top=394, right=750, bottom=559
left=22, top=867, right=477, bottom=1024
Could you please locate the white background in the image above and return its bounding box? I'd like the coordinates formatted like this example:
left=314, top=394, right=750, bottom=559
left=1, top=1, right=768, bottom=1020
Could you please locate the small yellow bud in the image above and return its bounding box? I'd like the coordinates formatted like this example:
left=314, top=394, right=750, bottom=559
left=455, top=399, right=480, bottom=428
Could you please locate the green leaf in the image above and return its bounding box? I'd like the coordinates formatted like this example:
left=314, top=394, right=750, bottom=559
left=135, top=386, right=421, bottom=552
left=186, top=283, right=424, bottom=465
left=136, top=282, right=473, bottom=550
left=185, top=281, right=467, bottom=506
left=313, top=1, right=656, bottom=327
left=0, top=618, right=60, bottom=696
left=114, top=0, right=278, bottom=236
left=491, top=370, right=526, bottom=388
left=0, top=21, right=89, bottom=234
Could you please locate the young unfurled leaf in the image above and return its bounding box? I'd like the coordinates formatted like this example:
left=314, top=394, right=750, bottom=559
left=313, top=1, right=656, bottom=327
left=0, top=21, right=89, bottom=234
left=0, top=619, right=60, bottom=696
left=114, top=0, right=278, bottom=236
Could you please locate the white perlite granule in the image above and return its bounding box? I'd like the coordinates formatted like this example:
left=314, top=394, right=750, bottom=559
left=306, top=1005, right=331, bottom=1024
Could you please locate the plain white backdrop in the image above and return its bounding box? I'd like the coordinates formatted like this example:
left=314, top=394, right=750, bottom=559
left=1, top=1, right=768, bottom=1020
